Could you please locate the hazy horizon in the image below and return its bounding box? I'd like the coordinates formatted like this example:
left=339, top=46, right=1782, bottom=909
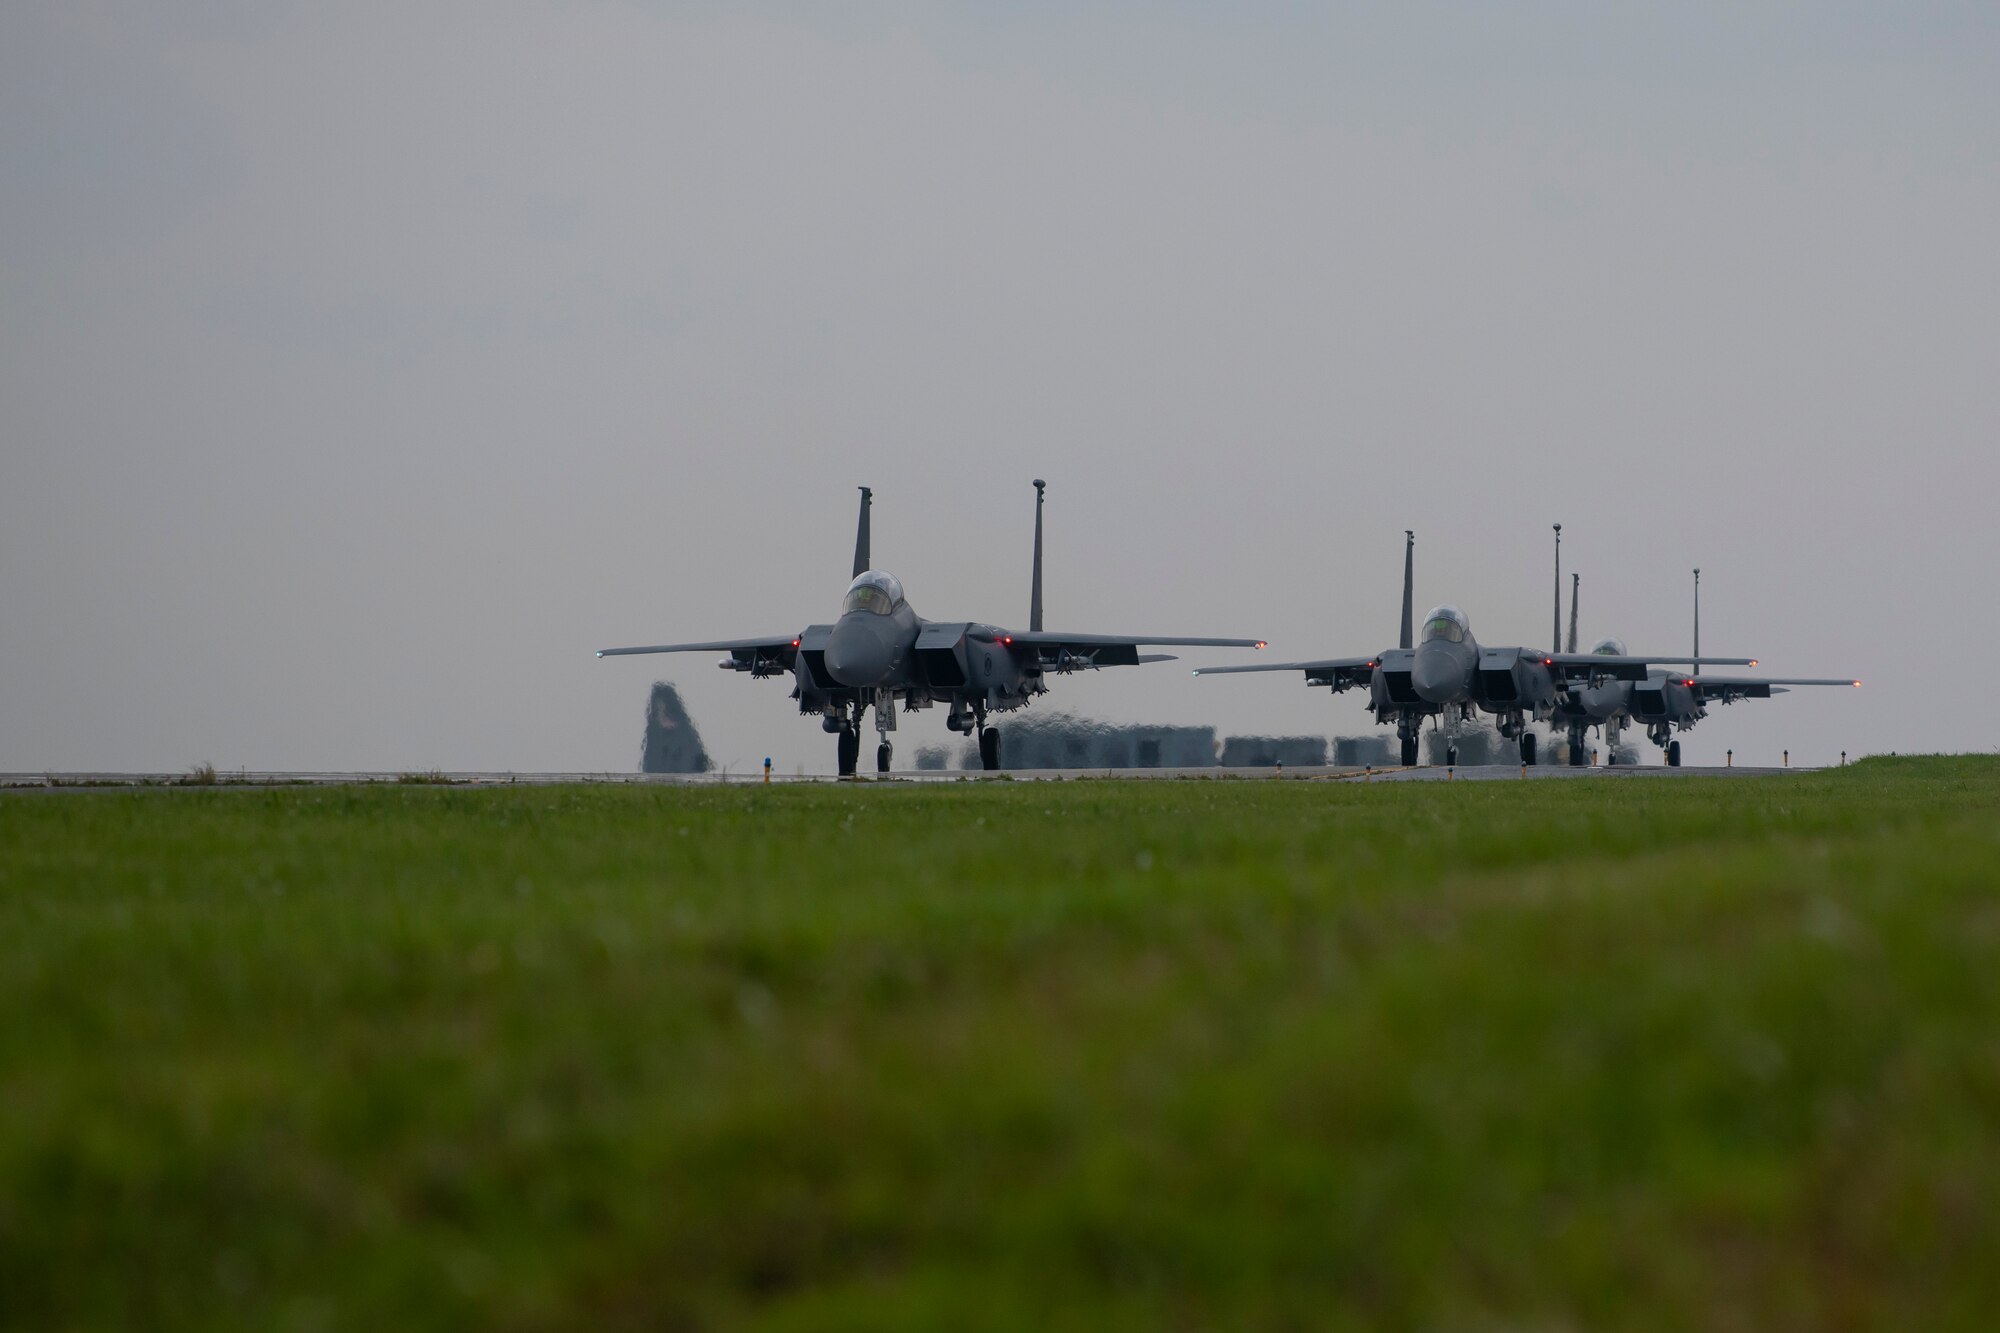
left=5, top=3, right=1995, bottom=773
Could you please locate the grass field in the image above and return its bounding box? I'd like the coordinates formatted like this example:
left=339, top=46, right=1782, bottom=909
left=3, top=758, right=1998, bottom=1331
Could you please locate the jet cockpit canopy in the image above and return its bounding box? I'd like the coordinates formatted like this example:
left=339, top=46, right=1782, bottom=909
left=842, top=570, right=905, bottom=616
left=1419, top=605, right=1470, bottom=644
left=1590, top=636, right=1628, bottom=657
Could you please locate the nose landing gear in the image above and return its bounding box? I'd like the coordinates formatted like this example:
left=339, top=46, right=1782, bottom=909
left=1397, top=714, right=1420, bottom=767
left=870, top=689, right=897, bottom=775
left=1567, top=723, right=1590, bottom=767
left=831, top=698, right=892, bottom=778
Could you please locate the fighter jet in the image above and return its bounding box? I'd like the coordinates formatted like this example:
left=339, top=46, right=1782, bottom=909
left=597, top=482, right=1266, bottom=775
left=1552, top=566, right=1859, bottom=766
left=1193, top=530, right=1744, bottom=766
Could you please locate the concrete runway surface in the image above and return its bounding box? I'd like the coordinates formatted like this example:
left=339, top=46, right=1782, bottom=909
left=5, top=765, right=1807, bottom=789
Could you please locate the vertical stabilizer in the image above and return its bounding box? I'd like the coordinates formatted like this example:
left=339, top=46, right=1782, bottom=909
left=1567, top=573, right=1580, bottom=653
left=1692, top=567, right=1701, bottom=674
left=1030, top=479, right=1046, bottom=632
left=1551, top=524, right=1562, bottom=653
left=1398, top=530, right=1415, bottom=649
left=852, top=486, right=873, bottom=578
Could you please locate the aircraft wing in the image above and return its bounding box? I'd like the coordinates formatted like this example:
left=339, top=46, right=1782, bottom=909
left=1545, top=653, right=1756, bottom=683
left=1193, top=656, right=1379, bottom=693
left=1003, top=632, right=1264, bottom=669
left=1010, top=632, right=1264, bottom=649
left=1193, top=655, right=1371, bottom=677
left=1688, top=675, right=1861, bottom=703
left=596, top=635, right=798, bottom=658
left=595, top=635, right=800, bottom=678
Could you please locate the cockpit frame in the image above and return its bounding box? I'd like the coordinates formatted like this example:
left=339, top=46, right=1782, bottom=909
left=842, top=570, right=906, bottom=617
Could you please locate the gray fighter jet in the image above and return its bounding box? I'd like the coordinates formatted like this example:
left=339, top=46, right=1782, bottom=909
left=597, top=483, right=1266, bottom=775
left=1552, top=566, right=1859, bottom=766
left=1194, top=531, right=1743, bottom=766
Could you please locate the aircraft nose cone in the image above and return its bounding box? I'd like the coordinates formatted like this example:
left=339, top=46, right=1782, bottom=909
left=825, top=617, right=894, bottom=687
left=1411, top=646, right=1465, bottom=703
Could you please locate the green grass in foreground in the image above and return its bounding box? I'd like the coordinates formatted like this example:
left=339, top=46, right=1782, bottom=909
left=2, top=758, right=1998, bottom=1331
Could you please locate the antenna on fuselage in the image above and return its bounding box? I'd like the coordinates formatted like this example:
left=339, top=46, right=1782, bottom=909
left=1399, top=530, right=1415, bottom=650
left=1030, top=479, right=1046, bottom=633
left=1692, top=567, right=1701, bottom=675
left=852, top=486, right=873, bottom=578
left=1552, top=523, right=1562, bottom=654
left=1567, top=572, right=1580, bottom=654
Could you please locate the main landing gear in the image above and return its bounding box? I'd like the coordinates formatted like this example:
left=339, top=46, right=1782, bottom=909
left=944, top=703, right=1005, bottom=772
left=1519, top=733, right=1537, bottom=765
left=835, top=723, right=860, bottom=777
left=1667, top=740, right=1682, bottom=768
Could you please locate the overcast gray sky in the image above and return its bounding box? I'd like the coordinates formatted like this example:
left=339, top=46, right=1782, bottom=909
left=4, top=2, right=1995, bottom=774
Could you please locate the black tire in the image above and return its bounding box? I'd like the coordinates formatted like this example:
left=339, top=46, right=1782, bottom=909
left=1400, top=736, right=1419, bottom=767
left=1446, top=746, right=1458, bottom=767
left=1520, top=734, right=1536, bottom=765
left=836, top=728, right=860, bottom=776
left=1667, top=740, right=1682, bottom=768
left=876, top=743, right=892, bottom=774
left=1568, top=736, right=1587, bottom=767
left=979, top=728, right=1002, bottom=771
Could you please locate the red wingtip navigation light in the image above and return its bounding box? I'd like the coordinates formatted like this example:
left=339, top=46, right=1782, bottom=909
left=1256, top=640, right=1268, bottom=650
left=1853, top=680, right=1862, bottom=688
left=1749, top=659, right=1759, bottom=667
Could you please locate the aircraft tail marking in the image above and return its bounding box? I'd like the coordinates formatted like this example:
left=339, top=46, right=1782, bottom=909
left=1551, top=523, right=1562, bottom=655
left=852, top=486, right=873, bottom=578
left=1030, top=479, right=1046, bottom=633
left=1399, top=530, right=1415, bottom=650
left=1692, top=567, right=1701, bottom=675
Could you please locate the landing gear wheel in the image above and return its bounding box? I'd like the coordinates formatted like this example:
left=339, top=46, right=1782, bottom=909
left=1667, top=740, right=1682, bottom=768
left=1446, top=746, right=1458, bottom=767
left=877, top=743, right=893, bottom=774
left=1568, top=736, right=1587, bottom=767
left=1400, top=736, right=1419, bottom=767
left=836, top=727, right=860, bottom=777
left=978, top=727, right=1001, bottom=771
left=1519, top=734, right=1536, bottom=765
